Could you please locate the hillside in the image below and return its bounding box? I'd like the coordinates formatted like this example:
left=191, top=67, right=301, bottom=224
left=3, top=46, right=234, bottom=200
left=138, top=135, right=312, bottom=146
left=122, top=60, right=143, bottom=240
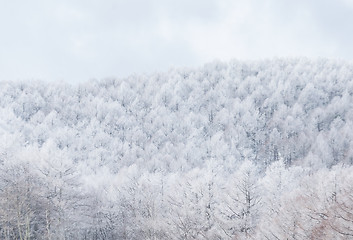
left=0, top=58, right=353, bottom=239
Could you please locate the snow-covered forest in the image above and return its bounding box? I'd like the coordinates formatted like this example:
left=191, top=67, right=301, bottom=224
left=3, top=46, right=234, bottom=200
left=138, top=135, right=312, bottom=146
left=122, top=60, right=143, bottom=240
left=1, top=58, right=353, bottom=239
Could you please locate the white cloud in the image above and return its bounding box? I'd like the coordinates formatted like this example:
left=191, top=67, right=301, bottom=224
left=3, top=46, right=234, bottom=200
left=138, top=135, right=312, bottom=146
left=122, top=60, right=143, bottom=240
left=0, top=0, right=352, bottom=83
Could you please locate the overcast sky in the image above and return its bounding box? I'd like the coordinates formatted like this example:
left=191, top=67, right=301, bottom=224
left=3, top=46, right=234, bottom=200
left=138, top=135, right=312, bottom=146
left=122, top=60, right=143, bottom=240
left=1, top=0, right=353, bottom=83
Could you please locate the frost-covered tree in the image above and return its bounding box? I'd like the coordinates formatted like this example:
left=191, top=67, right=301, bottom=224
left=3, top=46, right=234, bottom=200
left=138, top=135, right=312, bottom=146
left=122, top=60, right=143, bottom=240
left=0, top=58, right=353, bottom=238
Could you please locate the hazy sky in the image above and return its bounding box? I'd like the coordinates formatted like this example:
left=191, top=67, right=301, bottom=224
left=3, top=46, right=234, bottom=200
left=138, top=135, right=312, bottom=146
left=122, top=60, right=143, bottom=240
left=1, top=0, right=353, bottom=83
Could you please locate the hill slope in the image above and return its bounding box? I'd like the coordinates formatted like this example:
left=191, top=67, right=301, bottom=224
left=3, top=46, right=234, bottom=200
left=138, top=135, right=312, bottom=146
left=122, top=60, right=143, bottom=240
left=2, top=58, right=353, bottom=170
left=0, top=58, right=353, bottom=239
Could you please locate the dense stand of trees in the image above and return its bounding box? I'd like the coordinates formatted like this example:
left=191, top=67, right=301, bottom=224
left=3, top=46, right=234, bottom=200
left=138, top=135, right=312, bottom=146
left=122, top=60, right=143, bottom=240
left=0, top=58, right=353, bottom=239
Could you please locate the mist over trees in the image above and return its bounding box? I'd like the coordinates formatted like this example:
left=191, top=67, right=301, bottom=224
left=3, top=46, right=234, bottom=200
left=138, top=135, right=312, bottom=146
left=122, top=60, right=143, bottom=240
left=0, top=58, right=353, bottom=239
